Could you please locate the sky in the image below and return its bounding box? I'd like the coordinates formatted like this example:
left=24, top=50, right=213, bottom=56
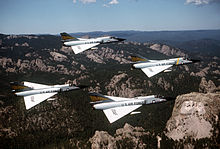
left=0, top=0, right=220, bottom=34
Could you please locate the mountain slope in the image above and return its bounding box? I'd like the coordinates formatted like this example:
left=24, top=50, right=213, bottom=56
left=0, top=33, right=219, bottom=148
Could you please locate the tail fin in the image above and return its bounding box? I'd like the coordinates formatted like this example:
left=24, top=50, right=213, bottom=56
left=10, top=82, right=31, bottom=92
left=88, top=92, right=111, bottom=103
left=131, top=55, right=149, bottom=62
left=60, top=32, right=79, bottom=41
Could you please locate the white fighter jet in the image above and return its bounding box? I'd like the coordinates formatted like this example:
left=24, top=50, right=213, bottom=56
left=11, top=81, right=87, bottom=110
left=89, top=92, right=174, bottom=123
left=60, top=32, right=125, bottom=54
left=131, top=55, right=200, bottom=78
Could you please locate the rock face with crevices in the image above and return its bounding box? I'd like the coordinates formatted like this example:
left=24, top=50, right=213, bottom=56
left=150, top=43, right=186, bottom=57
left=0, top=33, right=220, bottom=148
left=90, top=131, right=116, bottom=149
left=89, top=123, right=150, bottom=149
left=105, top=73, right=143, bottom=97
left=199, top=77, right=219, bottom=93
left=166, top=92, right=220, bottom=140
left=50, top=51, right=67, bottom=62
left=85, top=47, right=130, bottom=64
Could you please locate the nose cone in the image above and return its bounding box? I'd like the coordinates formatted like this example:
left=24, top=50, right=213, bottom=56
left=191, top=59, right=200, bottom=63
left=115, top=37, right=126, bottom=42
left=165, top=97, right=176, bottom=101
left=77, top=85, right=88, bottom=89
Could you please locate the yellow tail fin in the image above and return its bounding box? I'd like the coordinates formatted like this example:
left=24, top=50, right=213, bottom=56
left=89, top=92, right=110, bottom=102
left=10, top=82, right=29, bottom=92
left=60, top=32, right=78, bottom=41
left=131, top=55, right=148, bottom=62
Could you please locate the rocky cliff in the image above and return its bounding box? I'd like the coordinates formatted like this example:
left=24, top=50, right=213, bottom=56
left=149, top=43, right=186, bottom=57
left=164, top=78, right=220, bottom=148
left=89, top=78, right=220, bottom=148
left=0, top=34, right=219, bottom=148
left=89, top=123, right=156, bottom=149
left=166, top=92, right=220, bottom=140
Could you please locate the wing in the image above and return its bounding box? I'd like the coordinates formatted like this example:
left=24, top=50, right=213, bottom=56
left=103, top=105, right=142, bottom=123
left=141, top=65, right=173, bottom=77
left=24, top=93, right=57, bottom=110
left=24, top=81, right=49, bottom=89
left=71, top=43, right=100, bottom=54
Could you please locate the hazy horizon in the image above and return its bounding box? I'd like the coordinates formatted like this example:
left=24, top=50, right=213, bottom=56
left=1, top=28, right=220, bottom=36
left=1, top=0, right=220, bottom=34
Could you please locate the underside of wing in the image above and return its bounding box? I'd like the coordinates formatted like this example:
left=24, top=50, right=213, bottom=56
left=23, top=81, right=50, bottom=89
left=103, top=105, right=142, bottom=123
left=141, top=65, right=173, bottom=77
left=71, top=43, right=100, bottom=54
left=24, top=92, right=57, bottom=110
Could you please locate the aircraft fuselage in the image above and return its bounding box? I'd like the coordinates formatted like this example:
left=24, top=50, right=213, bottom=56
left=15, top=84, right=80, bottom=97
left=133, top=57, right=193, bottom=69
left=63, top=36, right=124, bottom=47
left=93, top=95, right=167, bottom=110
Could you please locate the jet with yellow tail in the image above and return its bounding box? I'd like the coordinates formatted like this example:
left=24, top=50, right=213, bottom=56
left=131, top=55, right=200, bottom=78
left=89, top=92, right=174, bottom=123
left=11, top=81, right=87, bottom=110
left=60, top=32, right=125, bottom=54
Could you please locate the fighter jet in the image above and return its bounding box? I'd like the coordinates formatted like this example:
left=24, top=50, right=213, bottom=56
left=89, top=92, right=174, bottom=123
left=60, top=32, right=125, bottom=54
left=11, top=81, right=87, bottom=110
left=131, top=55, right=200, bottom=78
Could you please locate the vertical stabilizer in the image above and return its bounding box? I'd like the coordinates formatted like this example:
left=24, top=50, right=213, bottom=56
left=60, top=32, right=79, bottom=41
left=88, top=92, right=112, bottom=103
left=10, top=82, right=30, bottom=92
left=131, top=55, right=149, bottom=62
